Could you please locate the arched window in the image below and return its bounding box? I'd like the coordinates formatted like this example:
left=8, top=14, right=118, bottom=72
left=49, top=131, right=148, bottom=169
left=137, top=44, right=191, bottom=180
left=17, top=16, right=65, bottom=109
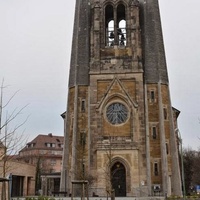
left=154, top=162, right=159, bottom=176
left=105, top=3, right=126, bottom=47
left=105, top=5, right=114, bottom=46
left=117, top=4, right=126, bottom=46
left=152, top=126, right=157, bottom=139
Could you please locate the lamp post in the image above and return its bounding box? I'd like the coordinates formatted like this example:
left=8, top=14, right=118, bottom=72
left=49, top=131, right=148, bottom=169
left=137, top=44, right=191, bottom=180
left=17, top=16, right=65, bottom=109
left=176, top=128, right=186, bottom=199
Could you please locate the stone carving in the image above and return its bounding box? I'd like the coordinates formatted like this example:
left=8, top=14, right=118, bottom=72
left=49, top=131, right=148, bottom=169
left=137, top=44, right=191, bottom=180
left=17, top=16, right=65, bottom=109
left=129, top=0, right=139, bottom=7
left=94, top=1, right=100, bottom=8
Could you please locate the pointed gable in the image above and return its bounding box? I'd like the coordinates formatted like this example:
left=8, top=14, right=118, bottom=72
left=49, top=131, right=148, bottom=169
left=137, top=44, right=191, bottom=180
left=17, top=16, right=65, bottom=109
left=97, top=76, right=138, bottom=110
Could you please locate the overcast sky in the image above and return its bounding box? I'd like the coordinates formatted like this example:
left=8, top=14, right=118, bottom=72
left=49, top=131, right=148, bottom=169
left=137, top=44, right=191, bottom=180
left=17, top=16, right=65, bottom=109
left=0, top=0, right=200, bottom=150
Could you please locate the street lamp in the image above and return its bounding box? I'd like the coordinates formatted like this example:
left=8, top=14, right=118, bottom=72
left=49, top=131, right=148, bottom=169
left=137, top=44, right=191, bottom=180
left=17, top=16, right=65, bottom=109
left=175, top=128, right=186, bottom=199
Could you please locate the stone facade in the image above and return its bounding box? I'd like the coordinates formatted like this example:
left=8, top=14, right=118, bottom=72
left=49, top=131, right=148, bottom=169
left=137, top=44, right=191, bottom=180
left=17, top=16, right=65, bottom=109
left=61, top=0, right=182, bottom=197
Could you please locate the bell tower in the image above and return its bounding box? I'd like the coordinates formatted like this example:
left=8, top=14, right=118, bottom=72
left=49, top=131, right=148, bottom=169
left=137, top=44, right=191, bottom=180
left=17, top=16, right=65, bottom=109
left=60, top=0, right=182, bottom=197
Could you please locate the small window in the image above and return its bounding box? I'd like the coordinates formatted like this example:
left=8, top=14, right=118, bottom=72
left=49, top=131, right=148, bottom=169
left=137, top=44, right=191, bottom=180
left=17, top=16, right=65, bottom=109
left=154, top=163, right=159, bottom=176
left=45, top=143, right=51, bottom=147
left=30, top=143, right=35, bottom=147
left=51, top=143, right=55, bottom=148
left=163, top=108, right=168, bottom=120
left=166, top=143, right=169, bottom=155
left=150, top=90, right=155, bottom=102
left=40, top=150, right=44, bottom=154
left=81, top=99, right=86, bottom=112
left=152, top=127, right=157, bottom=139
left=45, top=143, right=55, bottom=148
left=58, top=144, right=64, bottom=148
left=51, top=159, right=56, bottom=165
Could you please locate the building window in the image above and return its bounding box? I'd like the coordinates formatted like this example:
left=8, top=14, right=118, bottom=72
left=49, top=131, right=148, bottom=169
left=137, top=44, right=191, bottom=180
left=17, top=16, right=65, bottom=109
left=105, top=3, right=126, bottom=46
left=81, top=99, right=86, bottom=112
left=45, top=143, right=56, bottom=148
left=166, top=143, right=169, bottom=155
left=27, top=143, right=35, bottom=148
left=152, top=126, right=157, bottom=139
left=50, top=159, right=56, bottom=166
left=154, top=163, right=159, bottom=176
left=58, top=144, right=64, bottom=148
left=163, top=107, right=168, bottom=120
left=106, top=102, right=128, bottom=125
left=52, top=143, right=55, bottom=148
left=150, top=90, right=155, bottom=103
left=39, top=150, right=45, bottom=154
left=46, top=143, right=50, bottom=147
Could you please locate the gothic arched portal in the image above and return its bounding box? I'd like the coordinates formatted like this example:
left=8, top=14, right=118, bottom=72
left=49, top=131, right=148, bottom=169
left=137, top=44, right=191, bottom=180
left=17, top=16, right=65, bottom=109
left=111, top=162, right=126, bottom=197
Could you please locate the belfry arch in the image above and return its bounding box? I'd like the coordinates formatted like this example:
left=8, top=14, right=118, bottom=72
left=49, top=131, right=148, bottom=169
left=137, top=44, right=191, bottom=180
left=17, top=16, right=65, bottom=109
left=105, top=2, right=127, bottom=46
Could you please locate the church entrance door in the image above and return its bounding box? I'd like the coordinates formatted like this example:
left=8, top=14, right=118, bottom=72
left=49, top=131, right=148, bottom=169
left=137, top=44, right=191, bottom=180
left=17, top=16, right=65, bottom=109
left=111, top=162, right=126, bottom=197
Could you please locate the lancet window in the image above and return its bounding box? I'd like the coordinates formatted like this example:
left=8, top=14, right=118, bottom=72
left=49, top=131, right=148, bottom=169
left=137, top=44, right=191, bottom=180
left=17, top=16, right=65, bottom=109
left=105, top=3, right=127, bottom=47
left=154, top=163, right=159, bottom=176
left=152, top=126, right=157, bottom=139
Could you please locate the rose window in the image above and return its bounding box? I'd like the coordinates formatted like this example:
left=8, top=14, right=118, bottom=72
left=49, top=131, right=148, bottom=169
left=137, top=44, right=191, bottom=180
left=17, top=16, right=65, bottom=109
left=106, top=103, right=128, bottom=125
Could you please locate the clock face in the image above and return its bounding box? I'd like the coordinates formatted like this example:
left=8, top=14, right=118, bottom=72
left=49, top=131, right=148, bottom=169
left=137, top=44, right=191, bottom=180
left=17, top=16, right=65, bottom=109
left=106, top=102, right=128, bottom=125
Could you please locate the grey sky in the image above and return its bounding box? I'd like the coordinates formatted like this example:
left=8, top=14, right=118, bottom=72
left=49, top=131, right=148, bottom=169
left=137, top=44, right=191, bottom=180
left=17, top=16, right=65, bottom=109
left=0, top=0, right=200, bottom=149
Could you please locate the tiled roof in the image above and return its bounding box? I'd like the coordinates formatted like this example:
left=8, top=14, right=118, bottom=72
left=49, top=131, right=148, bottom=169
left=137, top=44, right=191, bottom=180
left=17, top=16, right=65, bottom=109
left=20, top=133, right=64, bottom=151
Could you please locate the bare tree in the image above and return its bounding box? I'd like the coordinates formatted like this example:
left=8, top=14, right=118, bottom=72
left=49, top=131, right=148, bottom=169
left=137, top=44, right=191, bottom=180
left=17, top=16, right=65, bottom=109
left=0, top=79, right=29, bottom=199
left=182, top=147, right=194, bottom=195
left=192, top=150, right=200, bottom=187
left=72, top=132, right=93, bottom=198
left=103, top=136, right=115, bottom=200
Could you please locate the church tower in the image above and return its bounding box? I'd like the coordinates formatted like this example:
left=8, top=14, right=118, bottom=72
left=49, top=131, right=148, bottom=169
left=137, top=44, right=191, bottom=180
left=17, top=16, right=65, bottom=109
left=60, top=0, right=182, bottom=197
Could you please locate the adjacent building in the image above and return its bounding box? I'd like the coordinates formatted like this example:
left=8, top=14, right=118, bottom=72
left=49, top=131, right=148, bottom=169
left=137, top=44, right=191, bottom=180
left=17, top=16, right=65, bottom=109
left=0, top=142, right=36, bottom=198
left=18, top=133, right=64, bottom=195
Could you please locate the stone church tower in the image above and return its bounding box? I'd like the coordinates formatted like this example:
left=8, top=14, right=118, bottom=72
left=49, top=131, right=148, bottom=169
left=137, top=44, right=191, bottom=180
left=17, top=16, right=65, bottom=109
left=60, top=0, right=182, bottom=197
